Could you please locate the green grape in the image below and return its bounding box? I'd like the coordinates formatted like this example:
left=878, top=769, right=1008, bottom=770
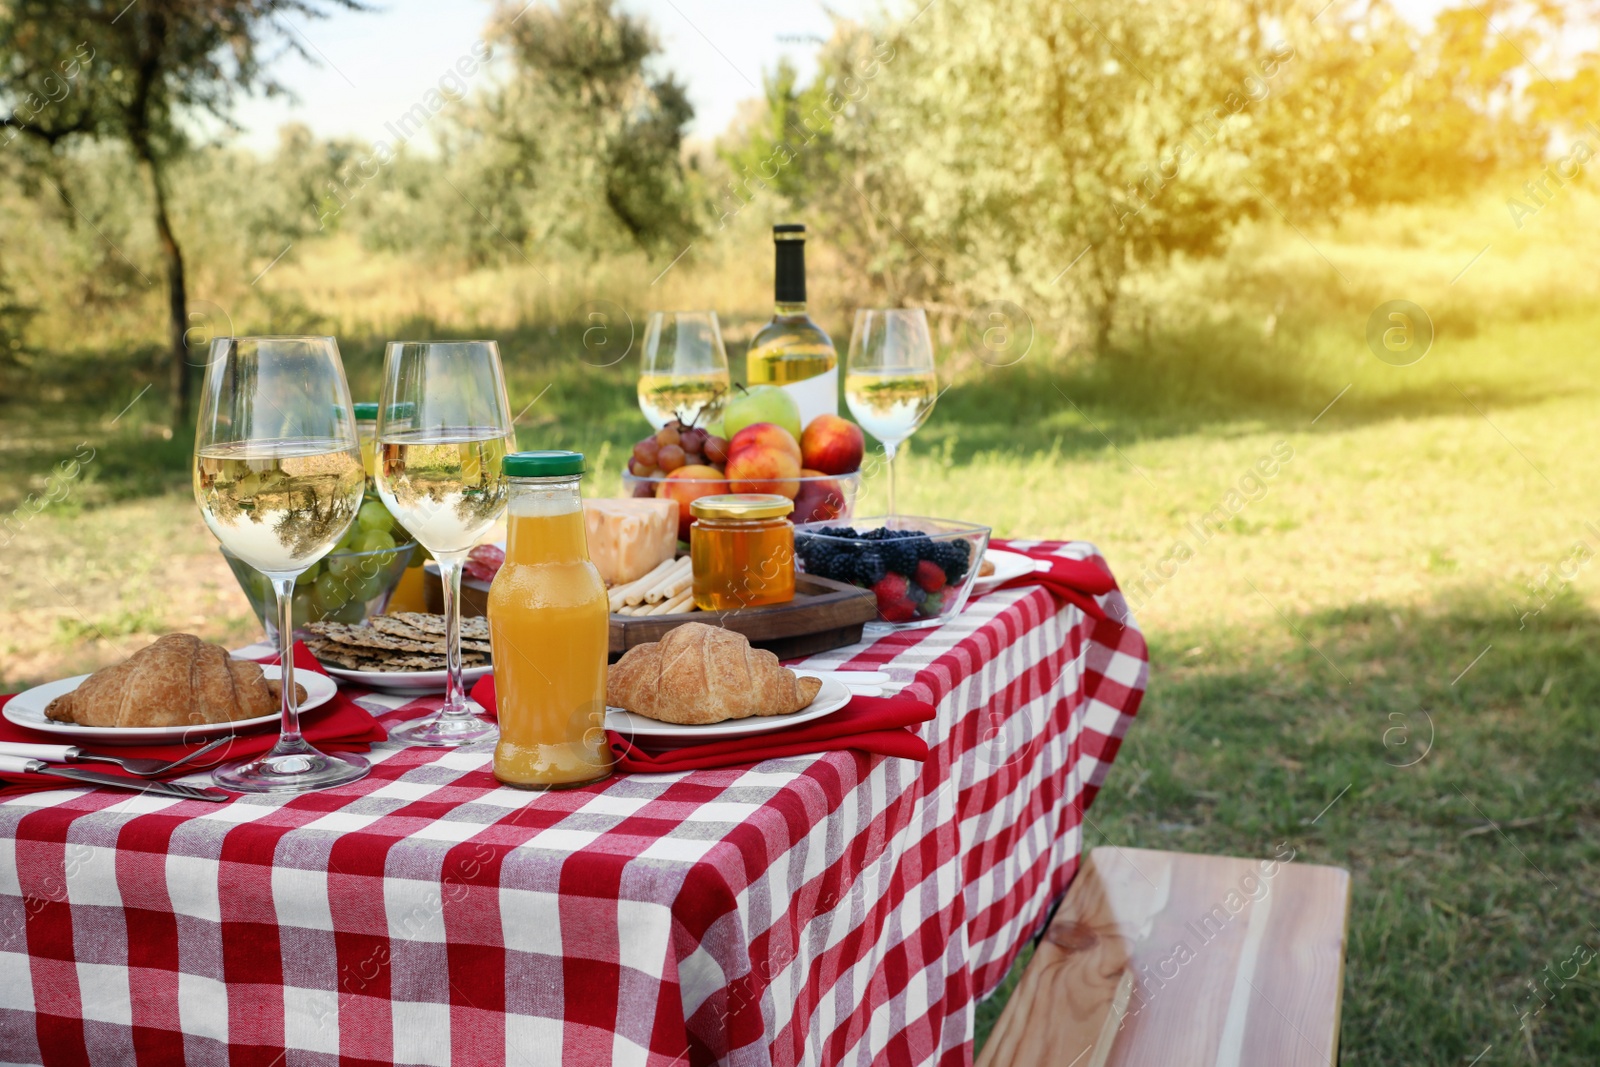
left=331, top=598, right=367, bottom=624
left=291, top=591, right=317, bottom=628
left=334, top=523, right=361, bottom=551
left=357, top=499, right=394, bottom=532
left=351, top=573, right=386, bottom=603
left=295, top=562, right=321, bottom=587
left=313, top=571, right=350, bottom=612
left=246, top=570, right=275, bottom=603
left=354, top=528, right=397, bottom=554
left=326, top=553, right=363, bottom=579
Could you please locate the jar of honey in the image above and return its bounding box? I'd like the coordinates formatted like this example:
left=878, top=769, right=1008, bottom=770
left=690, top=494, right=796, bottom=611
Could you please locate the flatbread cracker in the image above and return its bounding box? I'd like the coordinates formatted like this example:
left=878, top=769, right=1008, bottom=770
left=375, top=612, right=489, bottom=641
left=306, top=614, right=492, bottom=674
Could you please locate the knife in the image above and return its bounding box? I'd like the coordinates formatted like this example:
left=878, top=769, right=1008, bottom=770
left=0, top=755, right=229, bottom=802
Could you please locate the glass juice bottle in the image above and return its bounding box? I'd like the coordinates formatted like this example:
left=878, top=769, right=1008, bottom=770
left=745, top=223, right=839, bottom=427
left=487, top=450, right=612, bottom=789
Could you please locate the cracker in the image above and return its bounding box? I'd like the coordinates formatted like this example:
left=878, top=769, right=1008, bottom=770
left=308, top=619, right=491, bottom=674
left=378, top=612, right=489, bottom=640
left=309, top=622, right=444, bottom=654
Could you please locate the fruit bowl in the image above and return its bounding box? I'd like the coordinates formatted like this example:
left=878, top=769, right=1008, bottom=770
left=793, top=515, right=992, bottom=630
left=623, top=469, right=861, bottom=535
left=222, top=541, right=417, bottom=643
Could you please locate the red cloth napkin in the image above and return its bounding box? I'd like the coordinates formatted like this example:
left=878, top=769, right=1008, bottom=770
left=0, top=642, right=386, bottom=795
left=987, top=538, right=1118, bottom=620
left=470, top=675, right=934, bottom=773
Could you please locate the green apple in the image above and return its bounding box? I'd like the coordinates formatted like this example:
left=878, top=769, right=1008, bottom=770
left=724, top=385, right=802, bottom=443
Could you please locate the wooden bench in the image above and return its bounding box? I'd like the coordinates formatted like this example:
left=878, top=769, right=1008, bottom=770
left=978, top=847, right=1350, bottom=1067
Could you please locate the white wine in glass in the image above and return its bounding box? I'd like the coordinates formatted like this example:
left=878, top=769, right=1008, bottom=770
left=376, top=340, right=516, bottom=747
left=193, top=336, right=371, bottom=793
left=637, top=311, right=731, bottom=429
left=845, top=309, right=937, bottom=518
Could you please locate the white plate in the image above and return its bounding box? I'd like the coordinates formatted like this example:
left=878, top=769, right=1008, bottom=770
left=605, top=673, right=852, bottom=744
left=1, top=665, right=335, bottom=746
left=322, top=662, right=494, bottom=694
left=971, top=549, right=1039, bottom=595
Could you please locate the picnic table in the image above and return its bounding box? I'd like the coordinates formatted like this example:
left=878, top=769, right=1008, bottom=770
left=0, top=540, right=1146, bottom=1066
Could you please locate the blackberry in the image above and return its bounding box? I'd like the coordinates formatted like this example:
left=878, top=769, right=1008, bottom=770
left=796, top=536, right=840, bottom=580
left=879, top=538, right=918, bottom=576
left=938, top=539, right=973, bottom=581
left=855, top=548, right=887, bottom=586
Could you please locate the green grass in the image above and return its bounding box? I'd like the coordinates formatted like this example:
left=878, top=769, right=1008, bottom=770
left=5, top=194, right=1600, bottom=1063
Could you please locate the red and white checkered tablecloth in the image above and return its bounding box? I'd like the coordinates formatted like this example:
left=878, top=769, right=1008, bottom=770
left=0, top=540, right=1146, bottom=1067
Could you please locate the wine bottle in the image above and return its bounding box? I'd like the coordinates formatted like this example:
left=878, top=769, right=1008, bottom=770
left=745, top=223, right=838, bottom=426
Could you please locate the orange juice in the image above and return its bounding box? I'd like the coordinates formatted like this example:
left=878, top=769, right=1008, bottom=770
left=487, top=452, right=612, bottom=789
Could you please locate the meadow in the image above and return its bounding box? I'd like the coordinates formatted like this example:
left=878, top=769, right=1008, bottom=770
left=3, top=185, right=1599, bottom=1063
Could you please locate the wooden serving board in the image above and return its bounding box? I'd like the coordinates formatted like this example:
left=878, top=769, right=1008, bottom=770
left=426, top=568, right=878, bottom=662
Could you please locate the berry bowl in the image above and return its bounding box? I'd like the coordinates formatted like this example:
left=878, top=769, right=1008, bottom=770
left=794, top=515, right=992, bottom=631
left=623, top=469, right=862, bottom=535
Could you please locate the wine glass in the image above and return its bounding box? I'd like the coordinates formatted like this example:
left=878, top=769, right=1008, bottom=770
left=193, top=336, right=371, bottom=793
left=638, top=311, right=730, bottom=429
left=845, top=309, right=938, bottom=517
left=376, top=340, right=516, bottom=746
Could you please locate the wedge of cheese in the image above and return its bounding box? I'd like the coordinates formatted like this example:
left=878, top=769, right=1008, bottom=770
left=583, top=497, right=679, bottom=585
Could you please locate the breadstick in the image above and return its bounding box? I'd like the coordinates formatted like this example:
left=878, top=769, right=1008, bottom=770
left=646, top=588, right=694, bottom=615
left=609, top=557, right=679, bottom=612
left=648, top=558, right=693, bottom=604
left=610, top=556, right=678, bottom=608
left=631, top=557, right=691, bottom=606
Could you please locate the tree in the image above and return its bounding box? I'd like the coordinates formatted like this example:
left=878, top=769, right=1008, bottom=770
left=482, top=0, right=702, bottom=254
left=0, top=0, right=366, bottom=429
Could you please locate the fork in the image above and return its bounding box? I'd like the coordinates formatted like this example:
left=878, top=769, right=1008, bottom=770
left=0, top=737, right=232, bottom=777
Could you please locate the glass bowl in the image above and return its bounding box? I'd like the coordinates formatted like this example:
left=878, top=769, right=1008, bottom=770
left=222, top=541, right=417, bottom=642
left=794, top=515, right=992, bottom=630
left=622, top=469, right=861, bottom=533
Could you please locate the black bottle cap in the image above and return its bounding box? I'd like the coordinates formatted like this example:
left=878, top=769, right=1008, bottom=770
left=775, top=225, right=806, bottom=303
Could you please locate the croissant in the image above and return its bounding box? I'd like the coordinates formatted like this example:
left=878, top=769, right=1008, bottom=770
left=45, top=633, right=300, bottom=728
left=606, top=622, right=822, bottom=725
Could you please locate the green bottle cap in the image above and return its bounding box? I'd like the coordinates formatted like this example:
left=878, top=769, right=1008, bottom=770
left=502, top=450, right=585, bottom=477
left=352, top=403, right=380, bottom=420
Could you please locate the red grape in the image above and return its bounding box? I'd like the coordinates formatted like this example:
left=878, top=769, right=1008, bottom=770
left=657, top=444, right=686, bottom=472
left=704, top=435, right=730, bottom=466
left=633, top=438, right=660, bottom=465
left=680, top=427, right=707, bottom=453
left=683, top=451, right=705, bottom=468
left=656, top=425, right=681, bottom=447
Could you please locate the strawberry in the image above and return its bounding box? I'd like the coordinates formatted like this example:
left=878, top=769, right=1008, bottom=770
left=878, top=595, right=917, bottom=623
left=872, top=572, right=909, bottom=605
left=913, top=559, right=946, bottom=594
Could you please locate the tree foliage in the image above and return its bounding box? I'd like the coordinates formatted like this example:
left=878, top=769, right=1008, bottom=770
left=365, top=0, right=702, bottom=264
left=719, top=0, right=1593, bottom=352
left=0, top=0, right=367, bottom=425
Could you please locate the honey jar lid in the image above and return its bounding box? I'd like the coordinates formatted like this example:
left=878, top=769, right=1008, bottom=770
left=691, top=494, right=794, bottom=520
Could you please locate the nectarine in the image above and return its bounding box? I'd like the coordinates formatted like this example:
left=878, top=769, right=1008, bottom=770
left=727, top=422, right=801, bottom=465
left=794, top=470, right=847, bottom=523
left=657, top=465, right=727, bottom=540
left=800, top=414, right=865, bottom=475
left=726, top=447, right=801, bottom=498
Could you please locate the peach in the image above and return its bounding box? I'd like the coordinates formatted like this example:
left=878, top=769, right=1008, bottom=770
left=794, top=470, right=847, bottom=524
left=800, top=414, right=865, bottom=475
left=657, top=464, right=727, bottom=540
left=726, top=446, right=802, bottom=498
left=727, top=422, right=801, bottom=466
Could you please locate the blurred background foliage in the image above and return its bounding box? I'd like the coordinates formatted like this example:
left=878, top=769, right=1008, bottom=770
left=1, top=0, right=1594, bottom=425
